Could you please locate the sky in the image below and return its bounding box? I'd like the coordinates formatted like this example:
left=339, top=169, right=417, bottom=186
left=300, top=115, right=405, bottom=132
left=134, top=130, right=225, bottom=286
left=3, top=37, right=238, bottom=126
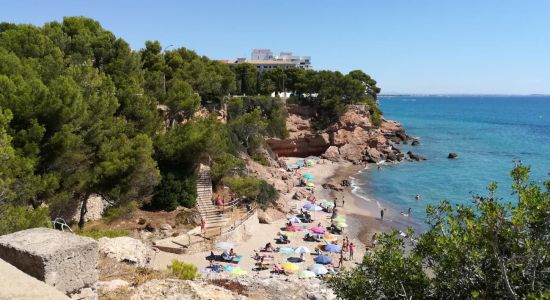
left=1, top=0, right=549, bottom=94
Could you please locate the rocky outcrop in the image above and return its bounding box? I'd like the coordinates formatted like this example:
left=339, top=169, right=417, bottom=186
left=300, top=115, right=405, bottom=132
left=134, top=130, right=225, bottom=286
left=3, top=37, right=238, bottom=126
left=98, top=237, right=153, bottom=267
left=407, top=151, right=427, bottom=161
left=448, top=152, right=458, bottom=159
left=131, top=279, right=235, bottom=300
left=71, top=194, right=111, bottom=223
left=267, top=104, right=411, bottom=164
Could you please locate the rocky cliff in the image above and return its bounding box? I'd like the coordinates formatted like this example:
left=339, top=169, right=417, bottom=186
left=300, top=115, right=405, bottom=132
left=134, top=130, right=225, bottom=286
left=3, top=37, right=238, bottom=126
left=267, top=104, right=411, bottom=163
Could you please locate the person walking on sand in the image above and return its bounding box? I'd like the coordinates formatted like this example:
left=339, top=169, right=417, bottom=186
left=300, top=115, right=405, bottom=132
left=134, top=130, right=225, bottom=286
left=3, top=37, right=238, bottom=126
left=338, top=251, right=344, bottom=267
left=349, top=242, right=355, bottom=260
left=200, top=218, right=206, bottom=235
left=380, top=209, right=384, bottom=221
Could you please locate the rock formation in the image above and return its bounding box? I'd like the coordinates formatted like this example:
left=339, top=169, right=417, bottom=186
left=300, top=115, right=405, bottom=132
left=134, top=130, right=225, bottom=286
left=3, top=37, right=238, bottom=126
left=267, top=104, right=410, bottom=163
left=448, top=152, right=458, bottom=159
left=98, top=237, right=153, bottom=267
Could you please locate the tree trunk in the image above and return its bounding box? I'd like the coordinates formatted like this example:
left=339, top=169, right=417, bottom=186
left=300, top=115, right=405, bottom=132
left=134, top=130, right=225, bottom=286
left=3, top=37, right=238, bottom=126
left=78, top=193, right=90, bottom=229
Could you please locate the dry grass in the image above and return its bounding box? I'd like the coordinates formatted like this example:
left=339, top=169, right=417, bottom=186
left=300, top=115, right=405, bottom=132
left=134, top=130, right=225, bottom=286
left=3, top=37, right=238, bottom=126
left=98, top=256, right=168, bottom=285
left=208, top=279, right=249, bottom=296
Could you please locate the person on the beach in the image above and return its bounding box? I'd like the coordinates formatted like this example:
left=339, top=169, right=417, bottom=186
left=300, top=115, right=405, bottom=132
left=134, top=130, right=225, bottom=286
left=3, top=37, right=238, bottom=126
left=380, top=209, right=384, bottom=220
left=331, top=207, right=338, bottom=220
left=229, top=248, right=236, bottom=257
left=377, top=165, right=381, bottom=171
left=338, top=251, right=344, bottom=267
left=200, top=218, right=206, bottom=235
left=349, top=242, right=355, bottom=260
left=265, top=243, right=274, bottom=252
left=415, top=194, right=420, bottom=201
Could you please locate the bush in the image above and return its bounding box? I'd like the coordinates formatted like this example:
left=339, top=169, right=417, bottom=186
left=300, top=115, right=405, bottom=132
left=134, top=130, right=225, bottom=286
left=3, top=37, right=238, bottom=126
left=0, top=205, right=51, bottom=235
left=75, top=228, right=129, bottom=239
left=223, top=176, right=279, bottom=208
left=102, top=202, right=138, bottom=224
left=147, top=172, right=197, bottom=211
left=168, top=259, right=198, bottom=280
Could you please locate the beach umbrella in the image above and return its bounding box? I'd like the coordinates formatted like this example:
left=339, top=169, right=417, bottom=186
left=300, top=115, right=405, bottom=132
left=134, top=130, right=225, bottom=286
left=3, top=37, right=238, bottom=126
left=224, top=265, right=235, bottom=272
left=306, top=159, right=314, bottom=165
left=294, top=246, right=311, bottom=254
left=336, top=222, right=349, bottom=228
left=280, top=231, right=296, bottom=237
left=306, top=182, right=315, bottom=187
left=299, top=270, right=316, bottom=279
left=303, top=174, right=315, bottom=179
left=310, top=264, right=329, bottom=275
left=284, top=225, right=302, bottom=232
left=306, top=204, right=323, bottom=211
left=333, top=216, right=346, bottom=223
left=324, top=244, right=341, bottom=253
left=314, top=255, right=332, bottom=265
left=279, top=247, right=295, bottom=255
left=229, top=267, right=247, bottom=276
left=215, top=242, right=234, bottom=250
left=324, top=201, right=335, bottom=208
left=282, top=262, right=300, bottom=273
left=296, top=160, right=305, bottom=166
left=288, top=216, right=302, bottom=224
left=324, top=234, right=338, bottom=242
left=303, top=203, right=314, bottom=210
left=310, top=226, right=325, bottom=234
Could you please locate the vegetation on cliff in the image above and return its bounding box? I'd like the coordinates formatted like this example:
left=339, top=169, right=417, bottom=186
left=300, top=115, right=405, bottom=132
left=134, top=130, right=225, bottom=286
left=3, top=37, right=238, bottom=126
left=328, top=165, right=550, bottom=300
left=0, top=17, right=382, bottom=229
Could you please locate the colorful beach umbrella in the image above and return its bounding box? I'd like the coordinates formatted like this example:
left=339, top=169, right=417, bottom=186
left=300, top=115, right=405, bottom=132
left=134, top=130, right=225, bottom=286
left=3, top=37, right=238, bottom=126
left=294, top=246, right=311, bottom=254
left=324, top=244, right=341, bottom=253
left=307, top=204, right=323, bottom=211
left=279, top=231, right=296, bottom=237
left=284, top=225, right=302, bottom=232
left=288, top=216, right=302, bottom=224
left=306, top=182, right=315, bottom=187
left=229, top=267, right=247, bottom=276
left=215, top=242, right=234, bottom=250
left=310, top=264, right=329, bottom=275
left=279, top=247, right=295, bottom=255
left=299, top=270, right=316, bottom=279
left=336, top=222, right=349, bottom=228
left=310, top=226, right=325, bottom=234
left=303, top=174, right=315, bottom=179
left=324, top=234, right=338, bottom=242
left=282, top=262, right=299, bottom=273
left=324, top=201, right=335, bottom=208
left=296, top=160, right=305, bottom=166
left=314, top=255, right=332, bottom=265
left=333, top=216, right=346, bottom=223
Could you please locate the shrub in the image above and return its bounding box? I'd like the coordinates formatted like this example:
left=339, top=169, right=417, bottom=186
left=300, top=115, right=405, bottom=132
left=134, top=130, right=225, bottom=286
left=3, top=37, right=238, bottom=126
left=147, top=172, right=197, bottom=211
left=168, top=259, right=198, bottom=280
left=75, top=228, right=129, bottom=239
left=0, top=205, right=51, bottom=235
left=223, top=176, right=279, bottom=208
left=102, top=202, right=138, bottom=224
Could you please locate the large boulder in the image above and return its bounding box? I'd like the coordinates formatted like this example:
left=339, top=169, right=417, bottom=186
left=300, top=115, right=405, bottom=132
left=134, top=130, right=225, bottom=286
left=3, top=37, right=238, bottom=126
left=407, top=151, right=427, bottom=161
left=338, top=144, right=364, bottom=162
left=322, top=146, right=340, bottom=162
left=98, top=237, right=153, bottom=267
left=72, top=194, right=111, bottom=223
left=365, top=147, right=383, bottom=163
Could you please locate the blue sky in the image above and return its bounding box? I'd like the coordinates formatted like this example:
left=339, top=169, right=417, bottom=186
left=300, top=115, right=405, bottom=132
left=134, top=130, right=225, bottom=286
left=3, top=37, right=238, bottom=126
left=1, top=0, right=549, bottom=94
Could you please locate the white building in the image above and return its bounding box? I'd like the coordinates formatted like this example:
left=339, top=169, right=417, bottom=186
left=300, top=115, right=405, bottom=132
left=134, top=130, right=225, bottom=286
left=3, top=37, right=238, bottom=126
left=221, top=49, right=312, bottom=71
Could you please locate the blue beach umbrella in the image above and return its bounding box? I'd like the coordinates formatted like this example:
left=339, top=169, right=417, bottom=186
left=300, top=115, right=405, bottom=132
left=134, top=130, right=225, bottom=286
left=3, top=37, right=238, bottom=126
left=296, top=160, right=305, bottom=166
left=279, top=247, right=295, bottom=255
left=324, top=244, right=341, bottom=253
left=303, top=174, right=315, bottom=179
left=314, top=255, right=332, bottom=265
left=303, top=203, right=314, bottom=210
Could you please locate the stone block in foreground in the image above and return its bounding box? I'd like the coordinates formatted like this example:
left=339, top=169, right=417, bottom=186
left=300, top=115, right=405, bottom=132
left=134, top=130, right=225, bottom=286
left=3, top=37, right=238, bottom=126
left=0, top=258, right=69, bottom=300
left=0, top=228, right=98, bottom=296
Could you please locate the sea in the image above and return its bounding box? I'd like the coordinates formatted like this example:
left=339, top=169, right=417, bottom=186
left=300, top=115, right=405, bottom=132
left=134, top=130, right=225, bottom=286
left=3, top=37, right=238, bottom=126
left=351, top=95, right=550, bottom=231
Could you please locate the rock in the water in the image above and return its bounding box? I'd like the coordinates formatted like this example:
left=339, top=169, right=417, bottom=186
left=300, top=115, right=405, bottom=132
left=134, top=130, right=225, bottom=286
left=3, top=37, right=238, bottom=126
left=365, top=147, right=382, bottom=163
left=407, top=151, right=426, bottom=161
left=448, top=152, right=458, bottom=159
left=411, top=139, right=420, bottom=146
left=98, top=237, right=153, bottom=267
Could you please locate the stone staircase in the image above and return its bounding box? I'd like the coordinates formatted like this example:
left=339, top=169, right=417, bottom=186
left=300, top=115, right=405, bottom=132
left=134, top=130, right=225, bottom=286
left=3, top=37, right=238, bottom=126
left=196, top=164, right=228, bottom=238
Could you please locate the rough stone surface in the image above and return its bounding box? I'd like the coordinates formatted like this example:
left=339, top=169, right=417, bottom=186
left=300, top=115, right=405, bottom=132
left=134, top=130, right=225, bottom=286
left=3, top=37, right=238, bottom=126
left=338, top=143, right=364, bottom=162
left=322, top=146, right=340, bottom=161
left=131, top=279, right=235, bottom=300
left=98, top=237, right=153, bottom=267
left=257, top=211, right=272, bottom=224
left=0, top=258, right=70, bottom=300
left=72, top=194, right=110, bottom=223
left=97, top=279, right=130, bottom=293
left=0, top=228, right=98, bottom=296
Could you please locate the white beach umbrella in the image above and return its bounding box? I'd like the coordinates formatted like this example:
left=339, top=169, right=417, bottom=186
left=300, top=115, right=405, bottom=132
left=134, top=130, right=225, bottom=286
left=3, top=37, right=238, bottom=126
left=310, top=264, right=329, bottom=275
left=294, top=246, right=311, bottom=254
left=288, top=216, right=302, bottom=223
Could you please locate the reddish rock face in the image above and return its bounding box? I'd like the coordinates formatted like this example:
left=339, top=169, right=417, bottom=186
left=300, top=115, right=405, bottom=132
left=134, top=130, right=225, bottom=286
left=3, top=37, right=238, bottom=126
left=267, top=104, right=409, bottom=162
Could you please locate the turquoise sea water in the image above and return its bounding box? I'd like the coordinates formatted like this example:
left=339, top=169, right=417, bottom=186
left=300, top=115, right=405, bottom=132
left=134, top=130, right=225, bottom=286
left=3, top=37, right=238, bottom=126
left=353, top=96, right=550, bottom=230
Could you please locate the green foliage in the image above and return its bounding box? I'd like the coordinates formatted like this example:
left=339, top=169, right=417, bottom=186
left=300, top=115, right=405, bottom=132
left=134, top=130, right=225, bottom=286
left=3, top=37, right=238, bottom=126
left=0, top=205, right=51, bottom=235
left=102, top=201, right=138, bottom=224
left=223, top=176, right=278, bottom=208
left=75, top=228, right=129, bottom=239
left=148, top=172, right=197, bottom=211
left=168, top=259, right=199, bottom=280
left=329, top=166, right=550, bottom=299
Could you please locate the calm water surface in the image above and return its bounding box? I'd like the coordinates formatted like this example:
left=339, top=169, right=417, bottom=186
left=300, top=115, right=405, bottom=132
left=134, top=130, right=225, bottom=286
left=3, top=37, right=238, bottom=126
left=353, top=96, right=550, bottom=230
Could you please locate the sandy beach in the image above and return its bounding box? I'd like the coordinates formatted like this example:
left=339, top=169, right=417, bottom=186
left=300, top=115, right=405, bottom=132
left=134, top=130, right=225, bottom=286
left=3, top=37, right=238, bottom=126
left=151, top=158, right=390, bottom=278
